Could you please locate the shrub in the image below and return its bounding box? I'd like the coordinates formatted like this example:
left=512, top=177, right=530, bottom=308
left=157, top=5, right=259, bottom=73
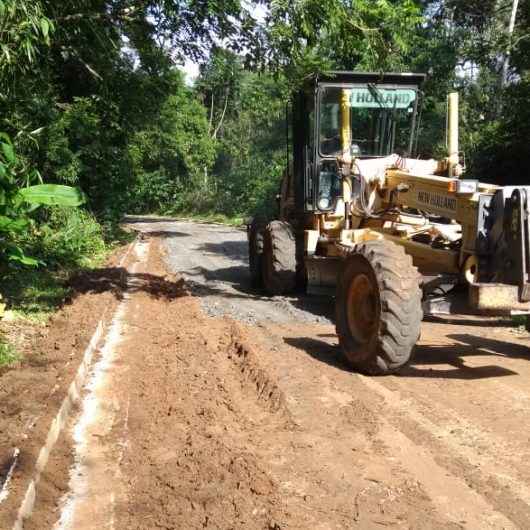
left=31, top=207, right=106, bottom=268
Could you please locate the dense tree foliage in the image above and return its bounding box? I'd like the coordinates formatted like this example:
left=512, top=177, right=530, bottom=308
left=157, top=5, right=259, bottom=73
left=265, top=0, right=422, bottom=80
left=0, top=0, right=528, bottom=271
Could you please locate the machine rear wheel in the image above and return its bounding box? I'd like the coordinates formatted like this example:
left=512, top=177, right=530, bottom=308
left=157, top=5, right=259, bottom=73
left=336, top=240, right=422, bottom=375
left=248, top=217, right=266, bottom=288
left=262, top=221, right=296, bottom=295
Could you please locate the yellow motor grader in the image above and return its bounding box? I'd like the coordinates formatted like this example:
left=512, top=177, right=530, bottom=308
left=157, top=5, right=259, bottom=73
left=248, top=71, right=530, bottom=375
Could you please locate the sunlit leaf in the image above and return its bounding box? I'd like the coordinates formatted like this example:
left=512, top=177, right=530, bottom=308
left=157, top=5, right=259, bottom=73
left=1, top=142, right=15, bottom=164
left=18, top=184, right=86, bottom=207
left=0, top=215, right=29, bottom=232
left=7, top=245, right=40, bottom=267
left=40, top=18, right=49, bottom=38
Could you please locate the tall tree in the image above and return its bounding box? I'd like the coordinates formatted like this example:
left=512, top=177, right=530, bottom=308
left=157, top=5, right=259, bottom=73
left=264, top=0, right=423, bottom=83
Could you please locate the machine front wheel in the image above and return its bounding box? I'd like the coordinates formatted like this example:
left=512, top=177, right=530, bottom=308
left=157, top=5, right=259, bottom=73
left=336, top=240, right=423, bottom=375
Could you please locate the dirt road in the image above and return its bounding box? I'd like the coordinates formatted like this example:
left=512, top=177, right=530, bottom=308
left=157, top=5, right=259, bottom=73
left=3, top=218, right=530, bottom=529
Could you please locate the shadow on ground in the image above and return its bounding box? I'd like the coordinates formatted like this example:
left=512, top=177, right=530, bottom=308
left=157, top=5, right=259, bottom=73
left=199, top=241, right=248, bottom=260
left=424, top=315, right=513, bottom=327
left=183, top=265, right=335, bottom=322
left=69, top=268, right=186, bottom=302
left=184, top=240, right=334, bottom=320
left=141, top=230, right=191, bottom=238
left=285, top=331, right=528, bottom=380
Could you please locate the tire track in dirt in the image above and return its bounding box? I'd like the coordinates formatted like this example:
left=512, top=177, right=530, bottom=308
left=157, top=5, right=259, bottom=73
left=358, top=374, right=530, bottom=528
left=365, top=327, right=530, bottom=527
left=373, top=374, right=530, bottom=494
left=248, top=323, right=524, bottom=529
left=222, top=328, right=454, bottom=529
left=227, top=325, right=292, bottom=417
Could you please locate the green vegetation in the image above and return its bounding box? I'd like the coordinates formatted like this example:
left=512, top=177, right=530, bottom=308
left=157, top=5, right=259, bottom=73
left=1, top=268, right=70, bottom=321
left=2, top=206, right=110, bottom=321
left=0, top=0, right=528, bottom=323
left=0, top=134, right=85, bottom=265
left=30, top=207, right=107, bottom=269
left=0, top=132, right=98, bottom=323
left=176, top=212, right=246, bottom=226
left=0, top=336, right=19, bottom=367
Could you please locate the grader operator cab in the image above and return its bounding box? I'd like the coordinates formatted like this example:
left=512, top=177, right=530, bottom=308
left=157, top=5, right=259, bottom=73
left=248, top=71, right=530, bottom=375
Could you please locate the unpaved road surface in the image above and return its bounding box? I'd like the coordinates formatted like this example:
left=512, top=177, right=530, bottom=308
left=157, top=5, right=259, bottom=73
left=3, top=218, right=530, bottom=529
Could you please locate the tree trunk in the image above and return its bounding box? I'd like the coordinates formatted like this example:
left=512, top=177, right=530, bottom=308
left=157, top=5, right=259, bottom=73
left=500, top=0, right=520, bottom=89
left=208, top=93, right=215, bottom=136
left=213, top=88, right=229, bottom=140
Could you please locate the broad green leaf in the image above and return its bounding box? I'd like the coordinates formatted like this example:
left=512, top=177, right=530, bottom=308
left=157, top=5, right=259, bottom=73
left=10, top=219, right=29, bottom=232
left=24, top=39, right=34, bottom=62
left=40, top=18, right=49, bottom=38
left=1, top=44, right=10, bottom=64
left=25, top=203, right=41, bottom=213
left=0, top=215, right=28, bottom=232
left=18, top=184, right=86, bottom=207
left=0, top=215, right=15, bottom=229
left=7, top=246, right=40, bottom=267
left=1, top=142, right=15, bottom=164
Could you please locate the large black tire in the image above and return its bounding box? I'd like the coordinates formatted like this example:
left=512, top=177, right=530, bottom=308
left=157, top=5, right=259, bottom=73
left=262, top=221, right=297, bottom=295
left=248, top=217, right=266, bottom=288
left=336, top=240, right=423, bottom=375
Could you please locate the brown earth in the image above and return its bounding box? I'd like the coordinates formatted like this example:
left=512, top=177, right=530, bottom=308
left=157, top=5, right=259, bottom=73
left=2, top=220, right=530, bottom=529
left=0, top=245, right=133, bottom=529
left=57, top=235, right=459, bottom=530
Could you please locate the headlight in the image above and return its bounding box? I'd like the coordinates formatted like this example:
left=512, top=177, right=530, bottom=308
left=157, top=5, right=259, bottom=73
left=318, top=197, right=332, bottom=210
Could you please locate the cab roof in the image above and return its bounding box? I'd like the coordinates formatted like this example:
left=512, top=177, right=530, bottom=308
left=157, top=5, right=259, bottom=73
left=305, top=71, right=426, bottom=88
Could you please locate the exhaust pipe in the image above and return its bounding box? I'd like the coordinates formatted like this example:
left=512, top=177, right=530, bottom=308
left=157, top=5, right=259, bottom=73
left=447, top=92, right=459, bottom=176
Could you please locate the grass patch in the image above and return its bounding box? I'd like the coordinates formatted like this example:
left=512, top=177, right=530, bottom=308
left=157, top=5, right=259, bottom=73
left=0, top=337, right=20, bottom=367
left=173, top=211, right=245, bottom=226
left=32, top=207, right=108, bottom=269
left=105, top=222, right=137, bottom=246
left=0, top=209, right=128, bottom=322
left=122, top=211, right=246, bottom=227
left=1, top=222, right=132, bottom=322
left=1, top=268, right=71, bottom=322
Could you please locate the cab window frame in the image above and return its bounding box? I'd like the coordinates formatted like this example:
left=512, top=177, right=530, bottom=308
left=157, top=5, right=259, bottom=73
left=316, top=82, right=420, bottom=160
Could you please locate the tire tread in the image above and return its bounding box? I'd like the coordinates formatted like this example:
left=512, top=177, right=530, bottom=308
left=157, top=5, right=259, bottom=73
left=262, top=221, right=296, bottom=295
left=336, top=240, right=423, bottom=375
